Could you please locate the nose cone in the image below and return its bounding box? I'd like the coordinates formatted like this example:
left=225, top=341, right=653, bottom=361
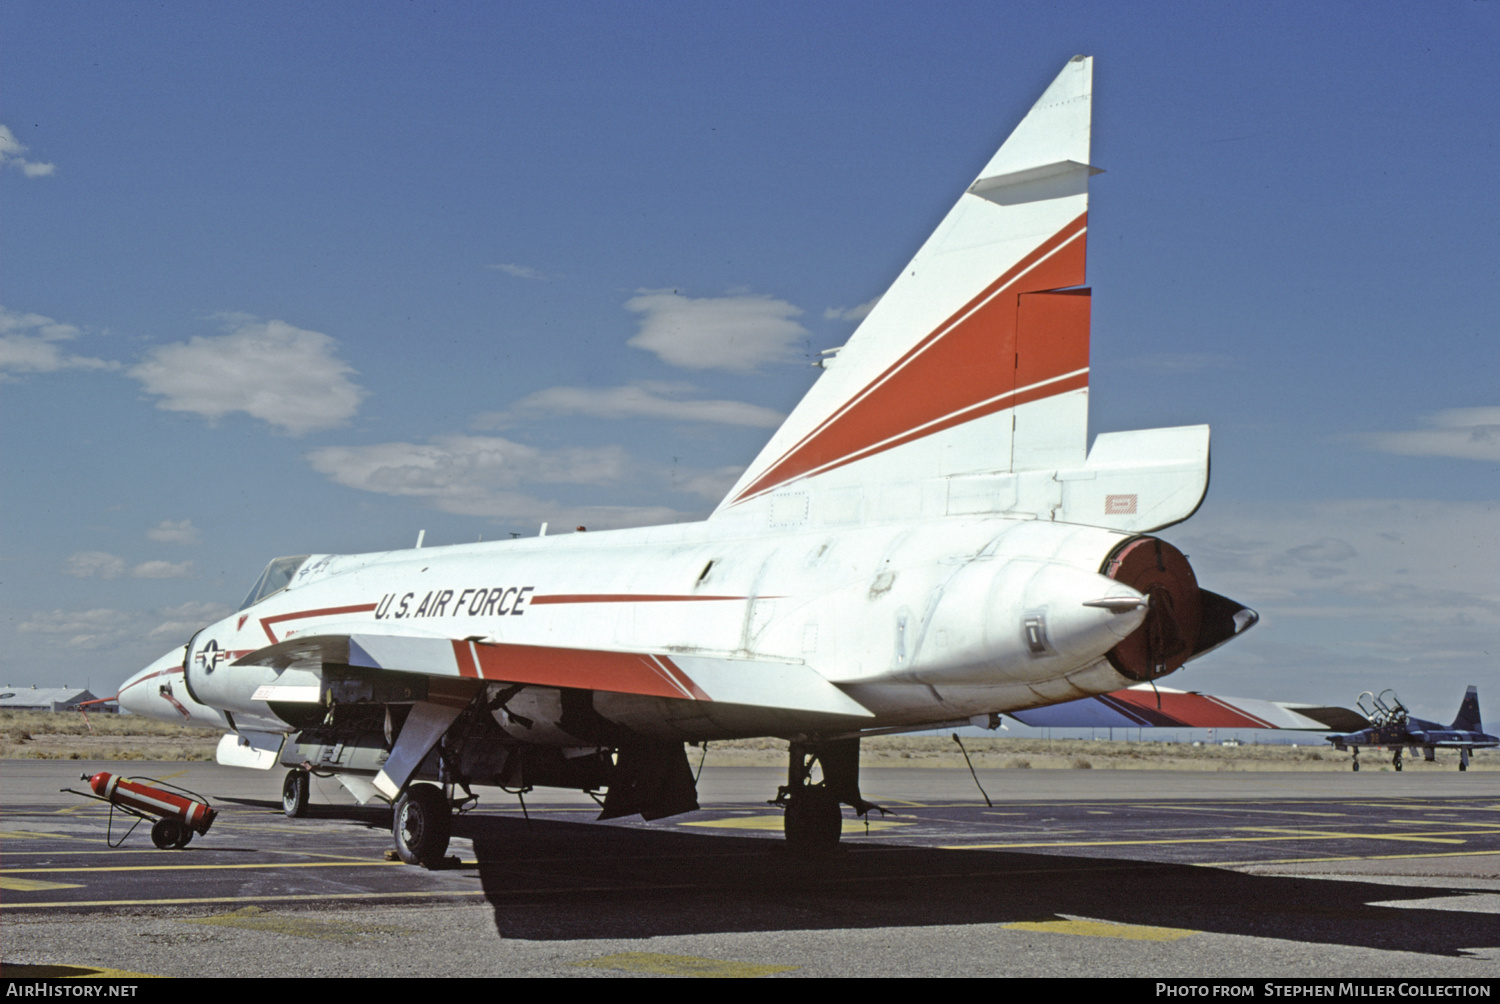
left=118, top=647, right=227, bottom=727
left=118, top=651, right=178, bottom=718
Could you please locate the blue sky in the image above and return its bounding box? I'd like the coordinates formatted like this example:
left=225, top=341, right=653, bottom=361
left=3, top=2, right=1498, bottom=724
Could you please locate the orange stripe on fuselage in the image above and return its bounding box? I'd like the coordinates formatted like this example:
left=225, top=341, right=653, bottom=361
left=530, top=594, right=747, bottom=605
left=259, top=603, right=378, bottom=643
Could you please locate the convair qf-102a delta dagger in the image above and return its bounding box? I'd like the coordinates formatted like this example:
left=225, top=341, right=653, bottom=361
left=117, top=57, right=1258, bottom=866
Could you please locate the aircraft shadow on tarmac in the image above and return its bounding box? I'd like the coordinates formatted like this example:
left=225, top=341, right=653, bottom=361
left=455, top=815, right=1497, bottom=956
left=218, top=798, right=1497, bottom=956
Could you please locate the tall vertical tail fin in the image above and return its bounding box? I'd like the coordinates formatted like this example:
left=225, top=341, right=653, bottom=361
left=1451, top=686, right=1483, bottom=732
left=714, top=56, right=1099, bottom=517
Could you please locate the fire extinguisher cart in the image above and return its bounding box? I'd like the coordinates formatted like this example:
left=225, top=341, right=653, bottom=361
left=64, top=771, right=219, bottom=849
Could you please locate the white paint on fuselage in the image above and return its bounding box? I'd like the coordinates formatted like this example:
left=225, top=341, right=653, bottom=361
left=139, top=512, right=1153, bottom=740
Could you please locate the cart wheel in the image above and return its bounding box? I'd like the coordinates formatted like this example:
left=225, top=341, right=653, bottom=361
left=151, top=817, right=187, bottom=849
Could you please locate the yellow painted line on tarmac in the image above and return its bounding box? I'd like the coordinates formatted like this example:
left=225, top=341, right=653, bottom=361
left=0, top=830, right=90, bottom=840
left=5, top=889, right=493, bottom=910
left=1389, top=819, right=1500, bottom=828
left=1003, top=918, right=1195, bottom=941
left=186, top=905, right=414, bottom=943
left=1201, top=848, right=1500, bottom=868
left=3, top=859, right=410, bottom=875
left=0, top=877, right=84, bottom=892
left=943, top=826, right=1491, bottom=851
left=679, top=815, right=910, bottom=833
left=0, top=964, right=164, bottom=979
left=1238, top=826, right=1470, bottom=845
left=571, top=951, right=797, bottom=978
left=1128, top=804, right=1348, bottom=818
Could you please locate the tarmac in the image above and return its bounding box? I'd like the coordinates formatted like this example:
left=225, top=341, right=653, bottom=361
left=3, top=761, right=1499, bottom=978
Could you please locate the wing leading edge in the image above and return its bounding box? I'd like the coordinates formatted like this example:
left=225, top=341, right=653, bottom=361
left=1009, top=684, right=1369, bottom=732
left=232, top=629, right=874, bottom=719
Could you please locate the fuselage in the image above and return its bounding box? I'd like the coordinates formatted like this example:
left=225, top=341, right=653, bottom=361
left=121, top=512, right=1171, bottom=742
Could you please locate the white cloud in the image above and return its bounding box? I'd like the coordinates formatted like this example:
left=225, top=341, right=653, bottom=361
left=62, top=551, right=195, bottom=579
left=1361, top=407, right=1500, bottom=462
left=625, top=290, right=807, bottom=372
left=128, top=318, right=365, bottom=435
left=823, top=296, right=881, bottom=322
left=150, top=601, right=231, bottom=638
left=64, top=552, right=127, bottom=579
left=486, top=263, right=547, bottom=280
left=673, top=464, right=746, bottom=502
left=477, top=381, right=785, bottom=429
left=0, top=124, right=55, bottom=178
left=1179, top=501, right=1500, bottom=615
left=307, top=434, right=682, bottom=528
left=0, top=307, right=117, bottom=380
left=131, top=560, right=193, bottom=579
left=17, top=609, right=134, bottom=651
left=147, top=519, right=201, bottom=545
left=1137, top=498, right=1500, bottom=723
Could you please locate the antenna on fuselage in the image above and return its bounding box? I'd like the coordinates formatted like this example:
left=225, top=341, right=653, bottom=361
left=539, top=523, right=548, bottom=537
left=415, top=530, right=426, bottom=548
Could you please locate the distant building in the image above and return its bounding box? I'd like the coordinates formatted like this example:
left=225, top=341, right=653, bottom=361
left=0, top=686, right=114, bottom=712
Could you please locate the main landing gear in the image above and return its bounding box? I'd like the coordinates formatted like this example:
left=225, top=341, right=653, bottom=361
left=1351, top=747, right=1360, bottom=771
left=394, top=782, right=452, bottom=868
left=282, top=768, right=310, bottom=818
left=1392, top=748, right=1403, bottom=772
left=776, top=738, right=883, bottom=856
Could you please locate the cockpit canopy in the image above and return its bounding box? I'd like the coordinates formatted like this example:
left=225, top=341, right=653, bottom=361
left=238, top=555, right=311, bottom=611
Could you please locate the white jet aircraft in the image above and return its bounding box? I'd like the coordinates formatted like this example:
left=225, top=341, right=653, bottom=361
left=119, top=56, right=1256, bottom=865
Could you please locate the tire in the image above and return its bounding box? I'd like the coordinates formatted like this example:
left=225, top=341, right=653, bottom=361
left=783, top=785, right=842, bottom=855
left=283, top=769, right=310, bottom=818
left=151, top=817, right=187, bottom=850
left=1352, top=761, right=1360, bottom=772
left=394, top=783, right=451, bottom=868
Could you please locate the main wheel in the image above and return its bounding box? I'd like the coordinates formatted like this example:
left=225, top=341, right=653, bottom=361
left=394, top=783, right=451, bottom=868
left=283, top=769, right=310, bottom=818
left=1352, top=761, right=1360, bottom=772
left=151, top=817, right=188, bottom=850
left=783, top=785, right=842, bottom=855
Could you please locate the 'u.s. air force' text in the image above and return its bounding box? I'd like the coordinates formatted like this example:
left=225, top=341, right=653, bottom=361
left=373, top=587, right=534, bottom=620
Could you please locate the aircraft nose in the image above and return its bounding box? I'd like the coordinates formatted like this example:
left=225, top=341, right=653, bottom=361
left=117, top=648, right=186, bottom=721
left=117, top=666, right=157, bottom=717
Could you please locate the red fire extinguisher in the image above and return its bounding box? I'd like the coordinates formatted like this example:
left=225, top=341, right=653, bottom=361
left=80, top=772, right=218, bottom=849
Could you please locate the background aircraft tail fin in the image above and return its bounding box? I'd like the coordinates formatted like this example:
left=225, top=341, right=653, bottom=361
left=713, top=56, right=1099, bottom=518
left=1451, top=685, right=1482, bottom=732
